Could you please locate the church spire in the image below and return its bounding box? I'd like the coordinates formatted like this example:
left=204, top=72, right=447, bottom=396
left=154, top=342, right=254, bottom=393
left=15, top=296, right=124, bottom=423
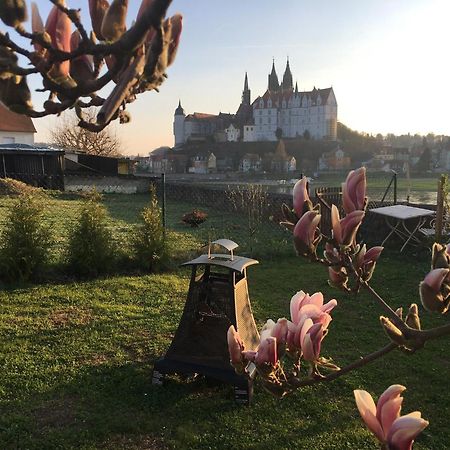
left=175, top=99, right=185, bottom=116
left=282, top=57, right=293, bottom=92
left=268, top=59, right=280, bottom=92
left=295, top=81, right=299, bottom=95
left=242, top=72, right=251, bottom=105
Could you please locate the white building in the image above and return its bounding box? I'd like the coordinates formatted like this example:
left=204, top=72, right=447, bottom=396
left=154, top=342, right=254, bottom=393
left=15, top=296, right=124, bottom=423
left=225, top=124, right=240, bottom=142
left=0, top=103, right=36, bottom=144
left=173, top=60, right=337, bottom=146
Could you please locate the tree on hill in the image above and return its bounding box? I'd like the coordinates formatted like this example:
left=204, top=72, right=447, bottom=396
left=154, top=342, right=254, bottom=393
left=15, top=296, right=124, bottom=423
left=337, top=122, right=379, bottom=162
left=415, top=147, right=432, bottom=172
left=50, top=110, right=123, bottom=157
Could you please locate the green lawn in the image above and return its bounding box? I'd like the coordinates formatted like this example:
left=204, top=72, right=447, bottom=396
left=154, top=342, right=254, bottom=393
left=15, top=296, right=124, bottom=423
left=0, top=193, right=448, bottom=449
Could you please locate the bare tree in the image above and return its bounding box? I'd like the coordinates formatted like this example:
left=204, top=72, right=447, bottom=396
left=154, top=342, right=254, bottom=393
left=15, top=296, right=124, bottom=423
left=0, top=0, right=182, bottom=132
left=50, top=109, right=122, bottom=156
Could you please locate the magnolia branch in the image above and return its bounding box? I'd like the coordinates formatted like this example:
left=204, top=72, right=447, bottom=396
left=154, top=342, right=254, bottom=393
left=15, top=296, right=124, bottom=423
left=0, top=0, right=181, bottom=131
left=289, top=343, right=398, bottom=389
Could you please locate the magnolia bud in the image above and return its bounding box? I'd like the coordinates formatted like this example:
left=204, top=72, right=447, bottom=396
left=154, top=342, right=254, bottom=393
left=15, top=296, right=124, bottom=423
left=101, top=0, right=128, bottom=42
left=380, top=316, right=406, bottom=346
left=405, top=303, right=421, bottom=330
left=89, top=0, right=110, bottom=41
left=431, top=243, right=450, bottom=269
left=419, top=282, right=450, bottom=314
left=0, top=0, right=27, bottom=28
left=0, top=76, right=33, bottom=111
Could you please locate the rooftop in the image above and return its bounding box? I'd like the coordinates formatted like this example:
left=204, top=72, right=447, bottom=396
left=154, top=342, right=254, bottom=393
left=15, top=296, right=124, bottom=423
left=0, top=103, right=36, bottom=133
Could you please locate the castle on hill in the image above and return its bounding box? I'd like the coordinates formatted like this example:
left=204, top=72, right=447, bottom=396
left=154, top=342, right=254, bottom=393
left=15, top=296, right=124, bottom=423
left=173, top=59, right=338, bottom=146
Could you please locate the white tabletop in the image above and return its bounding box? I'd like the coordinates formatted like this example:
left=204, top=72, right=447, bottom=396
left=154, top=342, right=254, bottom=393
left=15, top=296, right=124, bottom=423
left=369, top=205, right=435, bottom=220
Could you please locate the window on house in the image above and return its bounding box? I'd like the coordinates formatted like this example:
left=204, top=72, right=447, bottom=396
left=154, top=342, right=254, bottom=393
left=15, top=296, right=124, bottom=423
left=2, top=137, right=15, bottom=144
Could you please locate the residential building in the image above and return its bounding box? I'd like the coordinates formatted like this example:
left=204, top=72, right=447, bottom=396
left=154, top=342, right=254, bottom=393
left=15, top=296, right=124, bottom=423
left=319, top=147, right=351, bottom=171
left=0, top=103, right=36, bottom=145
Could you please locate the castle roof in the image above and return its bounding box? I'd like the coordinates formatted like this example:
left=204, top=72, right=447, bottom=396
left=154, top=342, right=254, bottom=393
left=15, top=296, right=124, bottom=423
left=253, top=87, right=334, bottom=110
left=185, top=112, right=217, bottom=120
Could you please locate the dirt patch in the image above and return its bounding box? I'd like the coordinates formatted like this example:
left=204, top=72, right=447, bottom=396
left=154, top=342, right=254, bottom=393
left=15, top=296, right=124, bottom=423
left=0, top=178, right=45, bottom=196
left=84, top=353, right=109, bottom=366
left=100, top=435, right=168, bottom=449
left=49, top=307, right=92, bottom=328
left=33, top=396, right=77, bottom=428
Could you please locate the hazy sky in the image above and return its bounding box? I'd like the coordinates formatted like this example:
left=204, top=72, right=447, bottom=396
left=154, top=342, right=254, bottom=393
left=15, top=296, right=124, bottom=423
left=9, top=0, right=450, bottom=154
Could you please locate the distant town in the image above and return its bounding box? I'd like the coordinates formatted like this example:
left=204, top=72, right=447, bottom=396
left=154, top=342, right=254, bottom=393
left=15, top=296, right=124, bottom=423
left=1, top=60, right=449, bottom=183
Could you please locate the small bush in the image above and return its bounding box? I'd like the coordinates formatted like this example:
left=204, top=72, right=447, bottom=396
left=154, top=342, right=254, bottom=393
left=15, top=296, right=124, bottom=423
left=0, top=194, right=52, bottom=282
left=66, top=191, right=115, bottom=277
left=182, top=209, right=208, bottom=227
left=132, top=186, right=169, bottom=272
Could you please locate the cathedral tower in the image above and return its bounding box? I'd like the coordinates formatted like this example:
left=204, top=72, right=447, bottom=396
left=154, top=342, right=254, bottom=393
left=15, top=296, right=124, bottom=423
left=282, top=58, right=293, bottom=92
left=242, top=72, right=251, bottom=105
left=268, top=60, right=280, bottom=92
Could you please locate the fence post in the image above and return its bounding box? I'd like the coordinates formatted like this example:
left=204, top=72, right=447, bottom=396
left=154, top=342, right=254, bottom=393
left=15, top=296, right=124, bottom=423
left=435, top=175, right=445, bottom=243
left=393, top=172, right=397, bottom=205
left=161, top=173, right=166, bottom=237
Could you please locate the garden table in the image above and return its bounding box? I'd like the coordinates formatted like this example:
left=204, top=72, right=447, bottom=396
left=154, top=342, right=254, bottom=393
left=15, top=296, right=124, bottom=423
left=369, top=205, right=435, bottom=252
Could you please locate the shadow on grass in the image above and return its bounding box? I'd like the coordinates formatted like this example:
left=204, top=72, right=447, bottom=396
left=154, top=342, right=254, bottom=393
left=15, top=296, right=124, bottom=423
left=0, top=360, right=383, bottom=450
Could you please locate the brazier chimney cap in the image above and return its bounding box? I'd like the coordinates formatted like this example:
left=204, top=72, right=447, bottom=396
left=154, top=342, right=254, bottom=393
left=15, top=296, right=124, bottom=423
left=181, top=254, right=258, bottom=273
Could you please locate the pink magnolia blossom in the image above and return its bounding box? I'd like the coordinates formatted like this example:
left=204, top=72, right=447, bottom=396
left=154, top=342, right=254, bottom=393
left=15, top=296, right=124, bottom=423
left=168, top=14, right=183, bottom=66
left=342, top=167, right=367, bottom=214
left=271, top=318, right=288, bottom=344
left=354, top=245, right=384, bottom=281
left=31, top=2, right=45, bottom=54
left=287, top=293, right=336, bottom=352
left=328, top=266, right=348, bottom=290
left=387, top=412, right=430, bottom=450
left=243, top=337, right=278, bottom=366
left=419, top=268, right=450, bottom=313
left=299, top=319, right=324, bottom=362
left=293, top=211, right=321, bottom=255
left=290, top=291, right=336, bottom=324
left=422, top=268, right=449, bottom=292
left=137, top=0, right=154, bottom=20
left=70, top=31, right=94, bottom=81
left=227, top=325, right=244, bottom=367
left=431, top=242, right=450, bottom=269
left=89, top=0, right=110, bottom=40
left=331, top=205, right=365, bottom=246
left=354, top=385, right=428, bottom=449
left=45, top=2, right=72, bottom=79
left=293, top=177, right=310, bottom=218
left=101, top=0, right=128, bottom=42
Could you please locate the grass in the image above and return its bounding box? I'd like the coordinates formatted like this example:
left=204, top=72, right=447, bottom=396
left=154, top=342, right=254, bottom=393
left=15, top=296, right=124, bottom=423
left=0, top=193, right=449, bottom=449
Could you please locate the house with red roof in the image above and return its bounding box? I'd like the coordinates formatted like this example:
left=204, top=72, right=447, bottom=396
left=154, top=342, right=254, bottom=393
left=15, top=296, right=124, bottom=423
left=0, top=103, right=36, bottom=145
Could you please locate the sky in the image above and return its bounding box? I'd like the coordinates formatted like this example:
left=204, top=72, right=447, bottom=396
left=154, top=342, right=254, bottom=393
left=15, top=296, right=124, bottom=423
left=6, top=0, right=450, bottom=154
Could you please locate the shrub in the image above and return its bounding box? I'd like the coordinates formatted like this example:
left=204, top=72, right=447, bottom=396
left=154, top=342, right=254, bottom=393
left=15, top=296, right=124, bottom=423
left=0, top=194, right=52, bottom=282
left=66, top=191, right=115, bottom=277
left=132, top=186, right=169, bottom=272
left=182, top=209, right=208, bottom=227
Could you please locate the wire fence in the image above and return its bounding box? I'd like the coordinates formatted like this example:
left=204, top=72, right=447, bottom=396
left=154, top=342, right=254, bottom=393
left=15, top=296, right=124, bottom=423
left=150, top=171, right=407, bottom=257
